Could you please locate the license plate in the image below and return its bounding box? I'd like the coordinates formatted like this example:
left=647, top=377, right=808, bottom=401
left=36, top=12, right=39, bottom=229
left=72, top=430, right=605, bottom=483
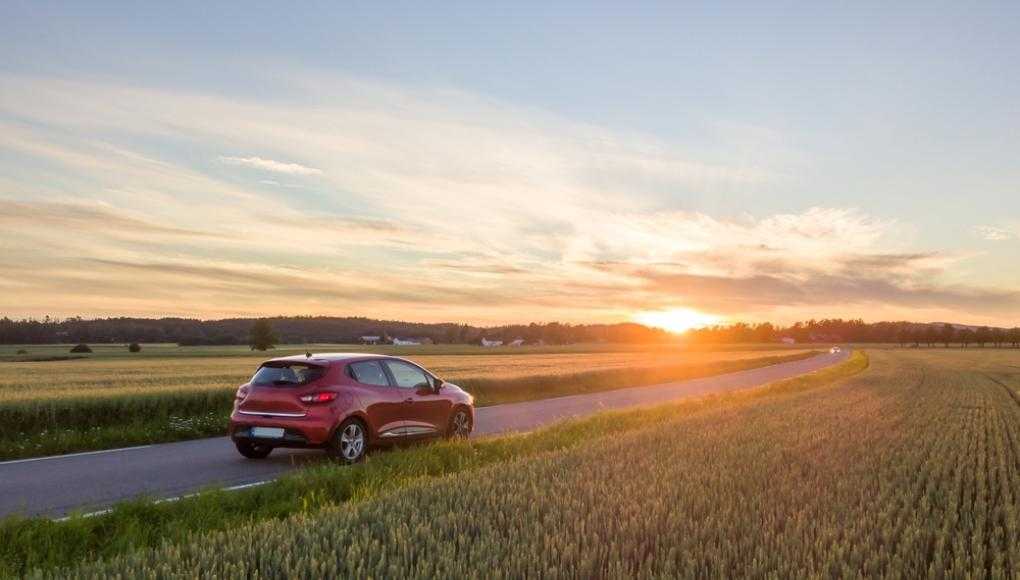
left=251, top=427, right=285, bottom=439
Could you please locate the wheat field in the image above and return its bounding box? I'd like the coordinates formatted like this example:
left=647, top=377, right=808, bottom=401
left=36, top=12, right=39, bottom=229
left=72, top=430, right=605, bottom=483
left=50, top=348, right=1020, bottom=578
left=0, top=345, right=812, bottom=459
left=0, top=347, right=809, bottom=403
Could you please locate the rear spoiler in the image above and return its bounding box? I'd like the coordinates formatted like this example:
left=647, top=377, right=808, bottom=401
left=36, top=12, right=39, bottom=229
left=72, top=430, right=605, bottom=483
left=260, top=360, right=328, bottom=368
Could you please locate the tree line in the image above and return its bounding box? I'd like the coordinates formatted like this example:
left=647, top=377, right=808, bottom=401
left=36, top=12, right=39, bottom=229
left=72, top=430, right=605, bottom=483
left=685, top=318, right=1020, bottom=347
left=891, top=323, right=1020, bottom=348
left=2, top=315, right=1017, bottom=347
left=0, top=316, right=671, bottom=346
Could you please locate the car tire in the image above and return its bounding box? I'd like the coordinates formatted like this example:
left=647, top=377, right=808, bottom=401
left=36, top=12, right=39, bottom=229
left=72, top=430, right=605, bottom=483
left=328, top=418, right=367, bottom=464
left=447, top=407, right=473, bottom=439
left=235, top=440, right=273, bottom=459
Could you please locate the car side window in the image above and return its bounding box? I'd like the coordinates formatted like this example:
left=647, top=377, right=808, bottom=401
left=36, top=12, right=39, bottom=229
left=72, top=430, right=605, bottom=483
left=384, top=360, right=431, bottom=389
left=348, top=361, right=390, bottom=387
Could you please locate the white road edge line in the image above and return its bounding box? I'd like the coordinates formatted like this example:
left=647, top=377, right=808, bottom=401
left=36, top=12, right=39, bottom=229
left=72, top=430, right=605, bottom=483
left=51, top=480, right=273, bottom=522
left=0, top=445, right=154, bottom=466
left=223, top=480, right=272, bottom=492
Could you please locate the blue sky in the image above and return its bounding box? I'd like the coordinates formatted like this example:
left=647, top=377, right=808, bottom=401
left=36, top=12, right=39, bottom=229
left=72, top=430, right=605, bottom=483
left=1, top=1, right=1018, bottom=326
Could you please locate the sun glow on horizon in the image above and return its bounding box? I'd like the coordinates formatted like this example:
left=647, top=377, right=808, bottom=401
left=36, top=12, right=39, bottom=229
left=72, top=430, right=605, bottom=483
left=634, top=308, right=724, bottom=335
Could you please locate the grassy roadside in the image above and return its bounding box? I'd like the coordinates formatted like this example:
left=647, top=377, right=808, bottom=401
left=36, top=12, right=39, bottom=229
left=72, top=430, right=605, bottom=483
left=0, top=351, right=816, bottom=460
left=0, top=351, right=867, bottom=578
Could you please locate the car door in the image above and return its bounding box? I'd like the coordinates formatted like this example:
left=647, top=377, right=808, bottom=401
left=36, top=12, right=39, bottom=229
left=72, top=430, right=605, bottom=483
left=383, top=359, right=450, bottom=438
left=347, top=360, right=408, bottom=440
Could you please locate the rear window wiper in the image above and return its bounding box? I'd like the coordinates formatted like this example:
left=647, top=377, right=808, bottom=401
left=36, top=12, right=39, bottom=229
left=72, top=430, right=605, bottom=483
left=272, top=379, right=299, bottom=386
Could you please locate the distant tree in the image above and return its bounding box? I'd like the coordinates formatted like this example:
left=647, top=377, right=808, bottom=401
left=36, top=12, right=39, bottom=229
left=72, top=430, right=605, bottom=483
left=16, top=348, right=27, bottom=355
left=960, top=328, right=974, bottom=348
left=249, top=319, right=278, bottom=351
left=975, top=326, right=991, bottom=348
left=1008, top=327, right=1020, bottom=348
left=896, top=328, right=909, bottom=348
left=939, top=324, right=956, bottom=348
left=752, top=322, right=776, bottom=343
left=442, top=325, right=459, bottom=344
left=922, top=325, right=937, bottom=347
left=70, top=343, right=92, bottom=353
left=128, top=342, right=141, bottom=353
left=991, top=327, right=1005, bottom=348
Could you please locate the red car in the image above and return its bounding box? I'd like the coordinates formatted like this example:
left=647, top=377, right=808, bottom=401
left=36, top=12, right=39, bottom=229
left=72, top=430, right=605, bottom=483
left=228, top=353, right=474, bottom=463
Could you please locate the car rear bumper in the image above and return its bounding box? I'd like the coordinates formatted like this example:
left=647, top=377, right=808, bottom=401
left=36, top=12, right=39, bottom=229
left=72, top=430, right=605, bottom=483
left=231, top=425, right=313, bottom=447
left=229, top=410, right=333, bottom=446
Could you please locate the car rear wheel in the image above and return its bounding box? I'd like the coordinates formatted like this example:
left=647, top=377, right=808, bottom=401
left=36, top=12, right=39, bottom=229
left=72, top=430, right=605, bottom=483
left=447, top=408, right=472, bottom=439
left=235, top=440, right=273, bottom=459
left=329, top=418, right=367, bottom=464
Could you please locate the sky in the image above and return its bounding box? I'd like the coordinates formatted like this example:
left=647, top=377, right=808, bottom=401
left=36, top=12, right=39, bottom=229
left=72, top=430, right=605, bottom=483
left=1, top=1, right=1018, bottom=329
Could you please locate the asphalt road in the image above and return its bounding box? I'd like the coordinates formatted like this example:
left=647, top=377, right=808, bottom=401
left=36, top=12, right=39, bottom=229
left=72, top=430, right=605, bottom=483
left=0, top=349, right=848, bottom=518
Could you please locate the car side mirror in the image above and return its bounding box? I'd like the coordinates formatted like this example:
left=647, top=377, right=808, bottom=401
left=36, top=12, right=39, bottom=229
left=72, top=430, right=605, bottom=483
left=433, top=378, right=444, bottom=392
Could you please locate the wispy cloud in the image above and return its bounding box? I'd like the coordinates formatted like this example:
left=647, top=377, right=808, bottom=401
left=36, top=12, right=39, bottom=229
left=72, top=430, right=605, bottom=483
left=974, top=225, right=1013, bottom=241
left=559, top=209, right=1013, bottom=315
left=218, top=156, right=322, bottom=176
left=0, top=200, right=223, bottom=239
left=631, top=268, right=1020, bottom=314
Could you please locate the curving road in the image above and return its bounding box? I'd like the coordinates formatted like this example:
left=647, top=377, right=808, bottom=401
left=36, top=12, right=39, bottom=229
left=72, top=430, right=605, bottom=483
left=0, top=349, right=848, bottom=518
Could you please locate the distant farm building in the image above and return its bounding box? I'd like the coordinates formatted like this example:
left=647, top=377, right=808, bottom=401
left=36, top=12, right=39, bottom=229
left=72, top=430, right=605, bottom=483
left=392, top=338, right=421, bottom=346
left=780, top=337, right=796, bottom=345
left=508, top=338, right=525, bottom=347
left=359, top=335, right=382, bottom=345
left=481, top=338, right=503, bottom=347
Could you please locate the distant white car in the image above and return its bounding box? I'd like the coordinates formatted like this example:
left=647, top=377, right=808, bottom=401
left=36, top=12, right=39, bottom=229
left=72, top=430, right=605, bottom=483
left=830, top=346, right=841, bottom=354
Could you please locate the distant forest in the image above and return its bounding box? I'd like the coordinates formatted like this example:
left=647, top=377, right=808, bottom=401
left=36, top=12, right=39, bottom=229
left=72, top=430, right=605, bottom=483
left=685, top=319, right=1020, bottom=347
left=0, top=316, right=670, bottom=345
left=1, top=316, right=1017, bottom=346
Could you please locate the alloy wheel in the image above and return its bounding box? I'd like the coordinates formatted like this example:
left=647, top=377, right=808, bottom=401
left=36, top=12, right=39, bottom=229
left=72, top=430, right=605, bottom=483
left=338, top=423, right=365, bottom=461
left=451, top=410, right=471, bottom=438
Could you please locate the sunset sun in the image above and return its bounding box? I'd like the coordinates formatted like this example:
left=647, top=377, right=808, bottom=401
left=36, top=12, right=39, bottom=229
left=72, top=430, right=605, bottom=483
left=633, top=308, right=723, bottom=334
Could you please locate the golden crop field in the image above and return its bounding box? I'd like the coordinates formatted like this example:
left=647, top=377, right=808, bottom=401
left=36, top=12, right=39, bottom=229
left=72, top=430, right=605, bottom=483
left=0, top=341, right=811, bottom=362
left=0, top=347, right=810, bottom=403
left=54, top=348, right=1020, bottom=578
left=0, top=345, right=813, bottom=460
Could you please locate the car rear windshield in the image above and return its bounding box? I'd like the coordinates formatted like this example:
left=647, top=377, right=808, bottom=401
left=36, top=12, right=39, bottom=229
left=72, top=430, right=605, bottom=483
left=251, top=363, right=326, bottom=386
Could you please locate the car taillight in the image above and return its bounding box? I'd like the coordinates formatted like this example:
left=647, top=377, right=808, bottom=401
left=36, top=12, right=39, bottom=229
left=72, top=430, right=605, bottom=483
left=235, top=386, right=249, bottom=401
left=299, top=392, right=338, bottom=404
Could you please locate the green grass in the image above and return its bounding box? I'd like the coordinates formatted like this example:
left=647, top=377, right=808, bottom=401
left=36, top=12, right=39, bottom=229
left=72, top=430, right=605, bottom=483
left=0, top=350, right=816, bottom=460
left=40, top=347, right=1020, bottom=578
left=0, top=352, right=867, bottom=578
